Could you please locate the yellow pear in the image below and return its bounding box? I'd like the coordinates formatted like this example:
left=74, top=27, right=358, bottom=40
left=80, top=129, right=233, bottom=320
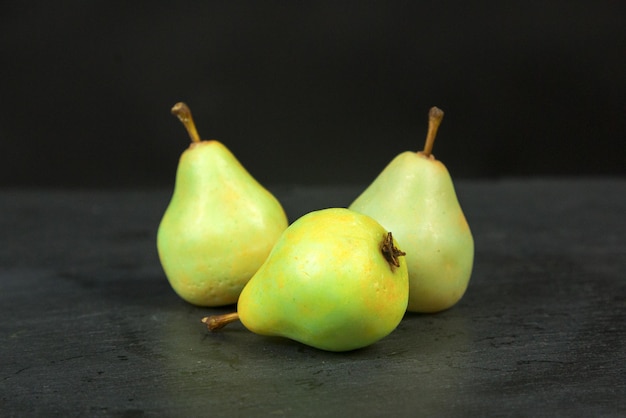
left=349, top=107, right=474, bottom=313
left=157, top=103, right=288, bottom=307
left=202, top=208, right=409, bottom=352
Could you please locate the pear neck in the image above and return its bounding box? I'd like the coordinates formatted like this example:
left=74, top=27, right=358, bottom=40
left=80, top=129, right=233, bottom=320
left=188, top=139, right=217, bottom=149
left=416, top=151, right=436, bottom=161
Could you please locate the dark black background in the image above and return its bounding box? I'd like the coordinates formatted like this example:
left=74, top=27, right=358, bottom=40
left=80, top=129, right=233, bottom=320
left=1, top=1, right=624, bottom=188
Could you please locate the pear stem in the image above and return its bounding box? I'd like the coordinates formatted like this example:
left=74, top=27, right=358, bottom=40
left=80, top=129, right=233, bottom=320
left=171, top=102, right=202, bottom=144
left=421, top=106, right=444, bottom=157
left=201, top=312, right=240, bottom=331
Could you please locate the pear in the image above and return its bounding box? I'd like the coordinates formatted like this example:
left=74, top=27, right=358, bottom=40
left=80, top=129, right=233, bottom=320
left=202, top=208, right=409, bottom=352
left=157, top=102, right=288, bottom=307
left=349, top=107, right=474, bottom=313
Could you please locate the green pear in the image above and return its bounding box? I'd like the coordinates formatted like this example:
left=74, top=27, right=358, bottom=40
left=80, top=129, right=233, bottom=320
left=157, top=102, right=288, bottom=307
left=349, top=107, right=474, bottom=313
left=202, top=208, right=409, bottom=352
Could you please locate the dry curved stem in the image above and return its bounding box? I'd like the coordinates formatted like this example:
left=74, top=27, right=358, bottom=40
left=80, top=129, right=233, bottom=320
left=421, top=106, right=444, bottom=157
left=171, top=102, right=202, bottom=143
left=381, top=232, right=406, bottom=268
left=202, top=312, right=240, bottom=331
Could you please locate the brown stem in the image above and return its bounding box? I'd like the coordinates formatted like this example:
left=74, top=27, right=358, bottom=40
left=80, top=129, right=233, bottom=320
left=201, top=312, right=240, bottom=331
left=171, top=102, right=202, bottom=144
left=421, top=106, right=444, bottom=157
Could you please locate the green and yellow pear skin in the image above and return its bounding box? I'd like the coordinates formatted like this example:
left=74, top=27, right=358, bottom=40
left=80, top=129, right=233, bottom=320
left=349, top=107, right=474, bottom=313
left=204, top=208, right=409, bottom=352
left=157, top=103, right=288, bottom=307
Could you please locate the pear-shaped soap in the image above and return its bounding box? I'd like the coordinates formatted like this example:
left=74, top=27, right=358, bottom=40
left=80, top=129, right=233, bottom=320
left=349, top=107, right=474, bottom=313
left=157, top=103, right=288, bottom=307
left=203, top=208, right=409, bottom=352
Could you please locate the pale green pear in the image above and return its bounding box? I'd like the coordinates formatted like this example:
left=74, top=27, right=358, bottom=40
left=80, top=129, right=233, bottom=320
left=157, top=102, right=288, bottom=307
left=349, top=107, right=474, bottom=313
left=202, top=208, right=409, bottom=352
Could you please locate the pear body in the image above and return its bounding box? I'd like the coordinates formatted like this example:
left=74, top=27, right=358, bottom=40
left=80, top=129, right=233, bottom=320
left=157, top=140, right=288, bottom=307
left=349, top=151, right=474, bottom=313
left=237, top=208, right=408, bottom=352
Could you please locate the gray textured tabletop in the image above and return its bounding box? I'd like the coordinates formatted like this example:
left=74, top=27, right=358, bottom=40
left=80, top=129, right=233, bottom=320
left=1, top=178, right=625, bottom=416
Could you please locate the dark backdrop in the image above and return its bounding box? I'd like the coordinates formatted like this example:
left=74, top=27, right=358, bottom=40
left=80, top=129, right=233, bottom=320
left=1, top=1, right=624, bottom=188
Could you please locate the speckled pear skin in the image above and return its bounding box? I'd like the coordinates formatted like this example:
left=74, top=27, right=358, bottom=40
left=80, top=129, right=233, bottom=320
left=157, top=140, right=288, bottom=307
left=349, top=151, right=474, bottom=313
left=237, top=208, right=409, bottom=352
